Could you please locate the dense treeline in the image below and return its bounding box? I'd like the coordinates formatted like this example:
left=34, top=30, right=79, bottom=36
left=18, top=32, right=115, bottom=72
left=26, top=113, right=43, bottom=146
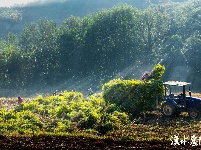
left=0, top=0, right=184, bottom=38
left=0, top=0, right=201, bottom=92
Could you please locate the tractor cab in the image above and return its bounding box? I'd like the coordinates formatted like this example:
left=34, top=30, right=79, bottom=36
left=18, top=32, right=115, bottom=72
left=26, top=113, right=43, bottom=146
left=163, top=81, right=191, bottom=107
left=161, top=81, right=201, bottom=118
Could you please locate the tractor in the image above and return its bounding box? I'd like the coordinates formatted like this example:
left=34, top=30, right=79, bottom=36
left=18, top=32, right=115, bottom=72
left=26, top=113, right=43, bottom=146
left=161, top=81, right=201, bottom=119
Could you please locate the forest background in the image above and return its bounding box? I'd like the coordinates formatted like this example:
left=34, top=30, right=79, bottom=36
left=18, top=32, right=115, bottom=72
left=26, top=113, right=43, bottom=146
left=0, top=0, right=200, bottom=97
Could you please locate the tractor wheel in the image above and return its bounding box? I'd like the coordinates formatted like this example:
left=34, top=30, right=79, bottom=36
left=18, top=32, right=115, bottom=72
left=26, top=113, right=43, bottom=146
left=188, top=108, right=199, bottom=119
left=161, top=102, right=176, bottom=117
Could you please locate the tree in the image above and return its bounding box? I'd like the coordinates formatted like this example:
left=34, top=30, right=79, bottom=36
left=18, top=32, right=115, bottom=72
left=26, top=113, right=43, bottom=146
left=137, top=8, right=170, bottom=64
left=0, top=33, right=22, bottom=88
left=20, top=19, right=60, bottom=85
left=182, top=32, right=201, bottom=85
left=58, top=16, right=83, bottom=78
left=82, top=5, right=141, bottom=76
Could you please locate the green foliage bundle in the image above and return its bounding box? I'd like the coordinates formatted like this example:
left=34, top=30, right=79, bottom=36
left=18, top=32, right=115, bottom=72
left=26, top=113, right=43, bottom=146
left=102, top=64, right=165, bottom=115
left=0, top=91, right=128, bottom=135
left=150, top=64, right=166, bottom=80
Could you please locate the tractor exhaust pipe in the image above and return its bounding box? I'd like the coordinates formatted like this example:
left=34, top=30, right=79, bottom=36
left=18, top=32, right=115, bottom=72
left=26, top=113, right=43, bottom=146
left=189, top=86, right=192, bottom=97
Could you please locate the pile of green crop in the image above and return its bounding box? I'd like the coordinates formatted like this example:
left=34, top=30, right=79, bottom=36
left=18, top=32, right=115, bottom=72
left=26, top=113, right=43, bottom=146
left=0, top=91, right=128, bottom=135
left=102, top=64, right=165, bottom=115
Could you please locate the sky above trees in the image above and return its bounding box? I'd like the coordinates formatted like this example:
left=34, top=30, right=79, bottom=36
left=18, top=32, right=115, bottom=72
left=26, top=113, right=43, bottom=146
left=0, top=0, right=65, bottom=7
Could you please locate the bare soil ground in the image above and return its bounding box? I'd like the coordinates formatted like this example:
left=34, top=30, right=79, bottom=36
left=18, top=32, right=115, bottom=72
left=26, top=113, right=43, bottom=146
left=0, top=135, right=200, bottom=149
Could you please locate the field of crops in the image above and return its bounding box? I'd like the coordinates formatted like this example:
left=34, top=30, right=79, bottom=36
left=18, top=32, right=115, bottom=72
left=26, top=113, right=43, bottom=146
left=0, top=92, right=201, bottom=149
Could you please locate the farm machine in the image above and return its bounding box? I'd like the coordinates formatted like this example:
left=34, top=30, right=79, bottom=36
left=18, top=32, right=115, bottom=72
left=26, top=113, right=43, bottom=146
left=161, top=81, right=201, bottom=119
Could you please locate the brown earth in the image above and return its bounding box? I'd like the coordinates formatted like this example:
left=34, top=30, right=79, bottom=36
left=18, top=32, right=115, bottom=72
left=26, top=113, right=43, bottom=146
left=0, top=135, right=201, bottom=150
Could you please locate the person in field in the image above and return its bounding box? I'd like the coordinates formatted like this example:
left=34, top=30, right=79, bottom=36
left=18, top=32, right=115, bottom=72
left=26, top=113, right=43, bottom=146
left=142, top=72, right=151, bottom=81
left=53, top=90, right=63, bottom=96
left=53, top=90, right=58, bottom=96
left=18, top=97, right=23, bottom=104
left=142, top=70, right=155, bottom=81
left=88, top=88, right=93, bottom=96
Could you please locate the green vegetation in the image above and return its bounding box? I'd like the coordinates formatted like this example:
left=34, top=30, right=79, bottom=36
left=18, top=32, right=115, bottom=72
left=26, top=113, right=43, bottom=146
left=102, top=64, right=165, bottom=115
left=0, top=91, right=128, bottom=136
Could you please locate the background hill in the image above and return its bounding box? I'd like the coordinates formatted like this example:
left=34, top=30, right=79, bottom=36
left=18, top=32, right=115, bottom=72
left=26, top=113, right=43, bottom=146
left=0, top=0, right=185, bottom=37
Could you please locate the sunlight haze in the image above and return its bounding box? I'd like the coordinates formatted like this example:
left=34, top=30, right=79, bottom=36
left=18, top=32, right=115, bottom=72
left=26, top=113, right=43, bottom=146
left=0, top=0, right=65, bottom=7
